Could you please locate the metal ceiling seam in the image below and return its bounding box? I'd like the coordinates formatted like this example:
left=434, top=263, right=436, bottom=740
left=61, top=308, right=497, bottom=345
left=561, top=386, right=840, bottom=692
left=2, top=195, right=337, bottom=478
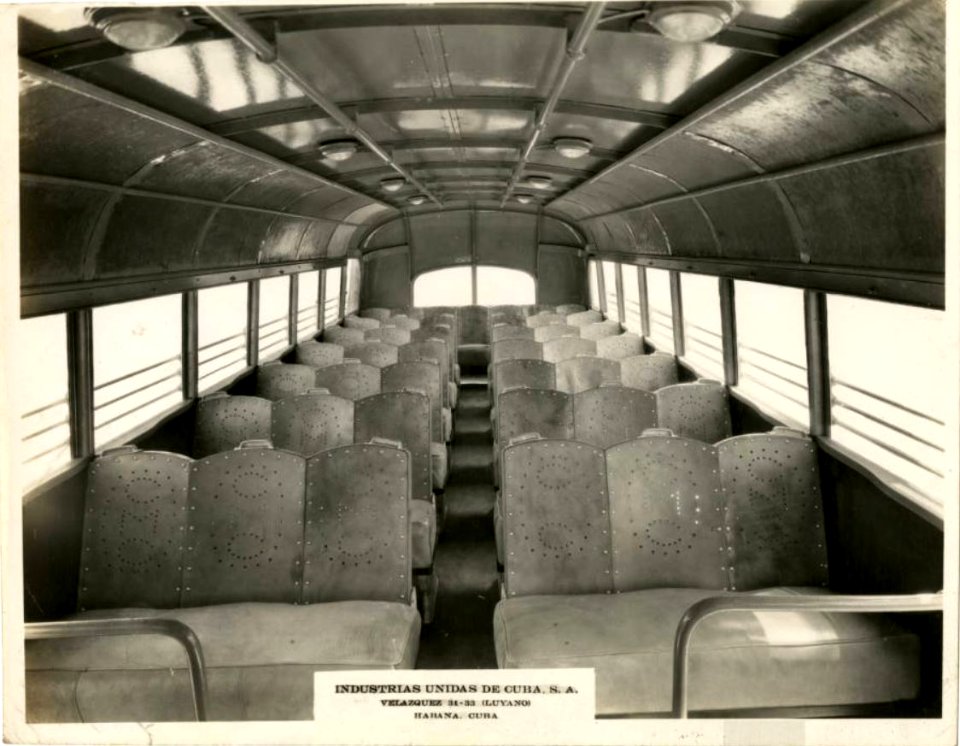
left=18, top=58, right=391, bottom=213
left=202, top=6, right=443, bottom=208
left=547, top=0, right=917, bottom=208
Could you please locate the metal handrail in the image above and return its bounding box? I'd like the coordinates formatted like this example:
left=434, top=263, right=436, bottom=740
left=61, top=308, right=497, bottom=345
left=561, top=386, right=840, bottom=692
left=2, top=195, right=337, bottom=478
left=21, top=397, right=69, bottom=419
left=739, top=357, right=807, bottom=392
left=93, top=355, right=181, bottom=392
left=833, top=401, right=943, bottom=453
left=832, top=418, right=944, bottom=478
left=197, top=330, right=246, bottom=353
left=684, top=320, right=722, bottom=338
left=684, top=333, right=723, bottom=355
left=258, top=315, right=287, bottom=330
left=738, top=342, right=805, bottom=371
left=259, top=326, right=287, bottom=343
left=94, top=371, right=182, bottom=412
left=199, top=357, right=249, bottom=385
left=832, top=379, right=944, bottom=426
left=26, top=618, right=208, bottom=721
left=23, top=417, right=71, bottom=442
left=199, top=342, right=247, bottom=367
left=737, top=373, right=809, bottom=410
left=672, top=592, right=943, bottom=718
left=94, top=385, right=182, bottom=432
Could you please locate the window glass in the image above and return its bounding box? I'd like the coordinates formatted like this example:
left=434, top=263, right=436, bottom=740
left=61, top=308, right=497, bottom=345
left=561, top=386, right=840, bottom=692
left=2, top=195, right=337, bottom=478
left=587, top=259, right=600, bottom=311
left=680, top=273, right=723, bottom=380
left=645, top=268, right=674, bottom=353
left=413, top=266, right=472, bottom=307
left=828, top=295, right=946, bottom=501
left=198, top=284, right=248, bottom=394
left=18, top=314, right=71, bottom=491
left=296, top=271, right=320, bottom=341
left=323, top=267, right=342, bottom=326
left=601, top=261, right=621, bottom=322
left=622, top=265, right=643, bottom=334
left=93, top=295, right=182, bottom=448
left=344, top=258, right=361, bottom=316
left=476, top=266, right=535, bottom=306
left=258, top=276, right=290, bottom=361
left=734, top=280, right=808, bottom=428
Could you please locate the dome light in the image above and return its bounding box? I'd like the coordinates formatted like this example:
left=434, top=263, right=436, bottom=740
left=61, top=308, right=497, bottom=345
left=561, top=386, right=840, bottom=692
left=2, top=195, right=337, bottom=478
left=85, top=7, right=187, bottom=51
left=553, top=137, right=592, bottom=159
left=515, top=194, right=535, bottom=205
left=407, top=195, right=426, bottom=206
left=645, top=1, right=739, bottom=43
left=523, top=175, right=553, bottom=190
left=318, top=139, right=359, bottom=162
left=380, top=177, right=406, bottom=193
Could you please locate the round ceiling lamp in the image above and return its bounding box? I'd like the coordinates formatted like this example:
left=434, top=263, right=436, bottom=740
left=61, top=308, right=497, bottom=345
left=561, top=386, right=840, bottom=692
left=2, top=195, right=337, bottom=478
left=523, top=175, right=553, bottom=190
left=407, top=195, right=427, bottom=206
left=318, top=139, right=360, bottom=162
left=552, top=137, right=592, bottom=159
left=644, top=1, right=739, bottom=43
left=85, top=7, right=188, bottom=51
left=515, top=194, right=535, bottom=205
left=380, top=177, right=406, bottom=193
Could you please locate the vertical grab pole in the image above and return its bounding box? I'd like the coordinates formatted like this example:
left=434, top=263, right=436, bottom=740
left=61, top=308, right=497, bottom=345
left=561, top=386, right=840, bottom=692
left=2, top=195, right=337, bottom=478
left=637, top=267, right=651, bottom=339
left=804, top=289, right=831, bottom=436
left=247, top=279, right=260, bottom=367
left=288, top=273, right=299, bottom=347
left=614, top=263, right=626, bottom=324
left=670, top=270, right=685, bottom=358
left=181, top=290, right=199, bottom=400
left=719, top=277, right=738, bottom=387
left=67, top=309, right=95, bottom=458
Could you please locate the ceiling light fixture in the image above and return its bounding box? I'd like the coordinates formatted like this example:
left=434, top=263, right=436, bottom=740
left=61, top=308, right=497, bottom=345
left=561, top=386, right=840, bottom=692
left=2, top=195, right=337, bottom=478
left=523, top=175, right=553, bottom=190
left=407, top=195, right=426, bottom=206
left=515, top=194, right=535, bottom=205
left=553, top=137, right=593, bottom=159
left=317, top=139, right=359, bottom=162
left=644, top=1, right=739, bottom=43
left=380, top=177, right=406, bottom=193
left=85, top=7, right=188, bottom=51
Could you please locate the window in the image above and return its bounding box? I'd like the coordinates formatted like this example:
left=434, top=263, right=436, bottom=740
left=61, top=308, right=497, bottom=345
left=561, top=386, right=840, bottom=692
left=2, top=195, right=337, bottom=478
left=680, top=273, right=723, bottom=380
left=296, top=271, right=320, bottom=340
left=198, top=284, right=248, bottom=394
left=258, top=276, right=290, bottom=361
left=476, top=267, right=535, bottom=306
left=734, top=281, right=808, bottom=428
left=93, top=295, right=182, bottom=448
left=323, top=267, right=342, bottom=326
left=413, top=266, right=472, bottom=307
left=828, top=295, right=946, bottom=501
left=645, top=268, right=674, bottom=354
left=344, top=258, right=361, bottom=316
left=18, top=314, right=70, bottom=491
left=622, top=265, right=643, bottom=334
left=601, top=261, right=621, bottom=322
left=587, top=259, right=600, bottom=311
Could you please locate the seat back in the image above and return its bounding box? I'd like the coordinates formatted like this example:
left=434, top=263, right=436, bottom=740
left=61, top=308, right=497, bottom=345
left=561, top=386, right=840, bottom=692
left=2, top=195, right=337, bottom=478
left=565, top=309, right=603, bottom=327
left=719, top=429, right=829, bottom=590
left=501, top=439, right=611, bottom=597
left=360, top=308, right=392, bottom=322
left=390, top=315, right=420, bottom=331
left=656, top=380, right=732, bottom=443
left=459, top=305, right=489, bottom=344
left=488, top=305, right=527, bottom=327
left=555, top=356, right=619, bottom=393
left=355, top=391, right=433, bottom=501
left=580, top=320, right=622, bottom=340
left=183, top=444, right=306, bottom=606
left=534, top=324, right=580, bottom=343
left=556, top=303, right=586, bottom=315
left=491, top=360, right=556, bottom=398
left=323, top=326, right=365, bottom=346
left=497, top=388, right=573, bottom=444
left=596, top=333, right=643, bottom=360
left=526, top=312, right=565, bottom=328
left=193, top=393, right=272, bottom=457
left=492, top=324, right=534, bottom=343
left=422, top=306, right=457, bottom=324
left=78, top=448, right=191, bottom=610
left=256, top=362, right=317, bottom=400
left=364, top=327, right=412, bottom=346
left=314, top=361, right=381, bottom=401
left=619, top=353, right=678, bottom=391
left=303, top=443, right=413, bottom=603
left=343, top=340, right=400, bottom=369
left=271, top=391, right=355, bottom=456
left=343, top=315, right=380, bottom=330
left=382, top=360, right=444, bottom=441
left=542, top=336, right=596, bottom=363
left=491, top=338, right=542, bottom=363
left=296, top=341, right=344, bottom=369
left=399, top=339, right=451, bottom=385
left=573, top=386, right=656, bottom=448
left=605, top=432, right=727, bottom=590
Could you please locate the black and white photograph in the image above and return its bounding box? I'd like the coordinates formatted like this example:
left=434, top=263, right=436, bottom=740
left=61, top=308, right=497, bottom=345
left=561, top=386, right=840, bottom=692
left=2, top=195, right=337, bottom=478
left=2, top=0, right=957, bottom=743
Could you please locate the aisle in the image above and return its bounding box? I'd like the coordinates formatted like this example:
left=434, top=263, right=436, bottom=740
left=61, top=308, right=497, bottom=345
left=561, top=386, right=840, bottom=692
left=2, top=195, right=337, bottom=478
left=415, top=346, right=499, bottom=669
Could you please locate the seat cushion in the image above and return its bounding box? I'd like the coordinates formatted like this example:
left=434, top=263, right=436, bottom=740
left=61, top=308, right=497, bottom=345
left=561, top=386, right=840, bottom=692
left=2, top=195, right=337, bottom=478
left=494, top=588, right=920, bottom=716
left=27, top=601, right=421, bottom=721
left=430, top=442, right=448, bottom=489
left=410, top=498, right=437, bottom=569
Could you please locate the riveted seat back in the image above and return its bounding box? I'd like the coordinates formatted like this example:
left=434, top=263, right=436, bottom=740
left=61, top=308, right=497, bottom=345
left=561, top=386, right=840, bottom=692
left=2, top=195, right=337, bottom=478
left=555, top=356, right=619, bottom=393
left=619, top=353, right=678, bottom=391
left=364, top=327, right=411, bottom=346
left=382, top=361, right=443, bottom=441
left=296, top=341, right=344, bottom=369
left=492, top=360, right=556, bottom=398
left=573, top=387, right=656, bottom=448
left=355, top=392, right=432, bottom=501
left=78, top=450, right=191, bottom=611
left=580, top=320, right=622, bottom=340
left=534, top=324, right=580, bottom=343
left=390, top=315, right=420, bottom=331
left=256, top=363, right=317, bottom=401
left=492, top=324, right=534, bottom=343
left=193, top=394, right=272, bottom=457
left=459, top=305, right=489, bottom=344
left=501, top=440, right=612, bottom=598
left=313, top=361, right=381, bottom=401
left=303, top=444, right=413, bottom=604
left=556, top=303, right=586, bottom=315
left=719, top=430, right=829, bottom=591
left=399, top=340, right=452, bottom=406
left=183, top=447, right=306, bottom=606
left=422, top=306, right=456, bottom=323
left=526, top=312, right=565, bottom=328
left=565, top=309, right=603, bottom=327
left=606, top=434, right=727, bottom=591
left=656, top=381, right=732, bottom=443
left=497, top=388, right=573, bottom=444
left=344, top=315, right=380, bottom=330
left=492, top=338, right=542, bottom=363
left=489, top=306, right=527, bottom=327
left=323, top=326, right=365, bottom=346
left=596, top=333, right=643, bottom=360
left=542, top=337, right=596, bottom=363
left=360, top=308, right=392, bottom=322
left=271, top=393, right=355, bottom=456
left=343, top=341, right=400, bottom=369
